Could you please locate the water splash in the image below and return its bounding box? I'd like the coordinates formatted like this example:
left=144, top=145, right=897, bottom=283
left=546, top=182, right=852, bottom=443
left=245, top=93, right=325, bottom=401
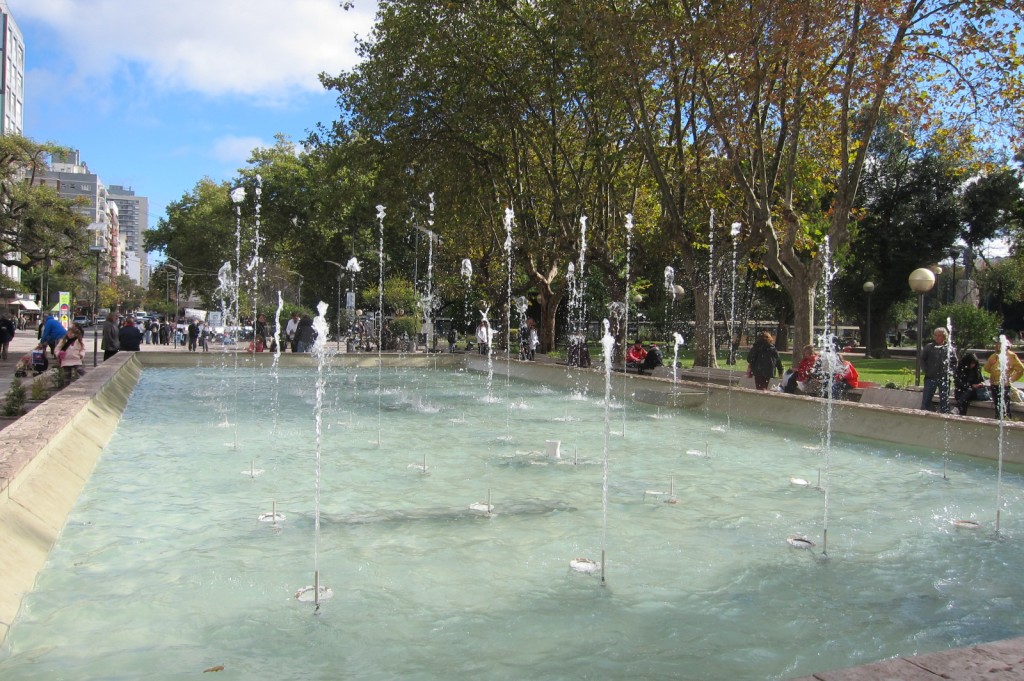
left=673, top=332, right=685, bottom=385
left=230, top=186, right=245, bottom=337
left=816, top=235, right=839, bottom=557
left=376, top=205, right=386, bottom=447
left=621, top=214, right=634, bottom=436
left=298, top=300, right=334, bottom=608
left=600, top=318, right=616, bottom=584
left=461, top=258, right=473, bottom=343
left=729, top=222, right=741, bottom=366
left=504, top=208, right=515, bottom=439
left=996, top=334, right=1009, bottom=533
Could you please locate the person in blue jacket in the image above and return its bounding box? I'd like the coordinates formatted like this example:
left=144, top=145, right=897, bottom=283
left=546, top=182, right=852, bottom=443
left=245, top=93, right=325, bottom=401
left=38, top=314, right=67, bottom=358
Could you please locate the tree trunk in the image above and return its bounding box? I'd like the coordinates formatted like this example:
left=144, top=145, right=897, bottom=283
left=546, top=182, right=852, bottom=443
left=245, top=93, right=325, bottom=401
left=690, top=285, right=719, bottom=368
left=788, top=284, right=817, bottom=364
left=536, top=288, right=563, bottom=354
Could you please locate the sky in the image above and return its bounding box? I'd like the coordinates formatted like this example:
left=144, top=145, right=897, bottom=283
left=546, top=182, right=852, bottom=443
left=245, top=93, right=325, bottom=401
left=10, top=0, right=377, bottom=235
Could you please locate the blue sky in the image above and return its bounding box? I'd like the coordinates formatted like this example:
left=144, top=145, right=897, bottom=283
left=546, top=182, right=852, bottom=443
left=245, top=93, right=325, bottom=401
left=10, top=0, right=377, bottom=235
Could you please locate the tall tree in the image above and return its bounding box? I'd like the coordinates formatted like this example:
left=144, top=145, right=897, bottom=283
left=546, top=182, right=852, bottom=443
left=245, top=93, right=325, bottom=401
left=0, top=136, right=88, bottom=274
left=321, top=0, right=647, bottom=352
left=689, top=0, right=1023, bottom=358
left=834, top=117, right=963, bottom=356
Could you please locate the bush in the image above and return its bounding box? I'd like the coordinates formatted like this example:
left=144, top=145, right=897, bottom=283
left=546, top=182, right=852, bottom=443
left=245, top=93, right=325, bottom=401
left=927, top=303, right=1001, bottom=352
left=2, top=377, right=26, bottom=416
left=389, top=316, right=420, bottom=338
left=30, top=378, right=48, bottom=400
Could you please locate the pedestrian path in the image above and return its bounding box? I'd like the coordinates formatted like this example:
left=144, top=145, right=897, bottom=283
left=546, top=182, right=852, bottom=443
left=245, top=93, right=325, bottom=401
left=0, top=330, right=185, bottom=428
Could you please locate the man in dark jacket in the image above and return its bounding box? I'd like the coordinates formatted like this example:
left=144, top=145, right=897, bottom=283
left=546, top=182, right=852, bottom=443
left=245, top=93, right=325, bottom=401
left=118, top=319, right=144, bottom=351
left=0, top=314, right=15, bottom=360
left=101, top=311, right=120, bottom=360
left=920, top=327, right=954, bottom=413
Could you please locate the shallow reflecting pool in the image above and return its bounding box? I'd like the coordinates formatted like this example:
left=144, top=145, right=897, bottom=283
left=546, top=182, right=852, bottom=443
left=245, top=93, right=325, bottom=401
left=2, top=365, right=1023, bottom=680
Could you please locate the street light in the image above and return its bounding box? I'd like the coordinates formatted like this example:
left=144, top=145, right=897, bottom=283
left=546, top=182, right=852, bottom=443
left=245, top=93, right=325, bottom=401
left=946, top=246, right=963, bottom=303
left=909, top=268, right=936, bottom=386
left=166, top=257, right=183, bottom=348
left=284, top=269, right=304, bottom=306
left=863, top=281, right=875, bottom=358
left=88, top=221, right=109, bottom=367
left=324, top=260, right=344, bottom=350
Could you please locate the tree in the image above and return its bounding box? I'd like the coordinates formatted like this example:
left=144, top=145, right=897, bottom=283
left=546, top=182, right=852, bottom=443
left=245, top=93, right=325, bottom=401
left=688, top=0, right=1022, bottom=360
left=961, top=167, right=1024, bottom=279
left=834, top=116, right=963, bottom=356
left=144, top=178, right=237, bottom=308
left=0, top=135, right=89, bottom=274
left=321, top=0, right=647, bottom=353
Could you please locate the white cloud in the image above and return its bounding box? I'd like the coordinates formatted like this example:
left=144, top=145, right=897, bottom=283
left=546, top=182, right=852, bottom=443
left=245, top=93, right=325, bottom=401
left=10, top=0, right=376, bottom=97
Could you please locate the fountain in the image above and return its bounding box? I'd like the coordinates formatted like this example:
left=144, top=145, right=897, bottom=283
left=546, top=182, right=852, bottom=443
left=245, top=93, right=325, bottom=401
left=3, top=198, right=1024, bottom=681
left=3, top=357, right=1023, bottom=680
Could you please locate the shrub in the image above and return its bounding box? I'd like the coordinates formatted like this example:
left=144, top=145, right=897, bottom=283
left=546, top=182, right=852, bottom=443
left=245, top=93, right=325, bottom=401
left=927, top=303, right=1001, bottom=352
left=30, top=378, right=48, bottom=400
left=2, top=377, right=26, bottom=417
left=389, top=315, right=420, bottom=338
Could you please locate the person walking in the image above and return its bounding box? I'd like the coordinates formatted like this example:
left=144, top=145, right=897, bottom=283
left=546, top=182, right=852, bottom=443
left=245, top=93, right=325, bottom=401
left=187, top=319, right=199, bottom=352
left=920, top=327, right=954, bottom=412
left=101, top=311, right=120, bottom=361
left=0, top=313, right=15, bottom=360
left=746, top=331, right=784, bottom=391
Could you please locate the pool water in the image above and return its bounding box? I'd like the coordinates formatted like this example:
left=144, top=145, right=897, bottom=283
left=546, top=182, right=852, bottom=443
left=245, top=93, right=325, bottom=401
left=1, top=365, right=1022, bottom=680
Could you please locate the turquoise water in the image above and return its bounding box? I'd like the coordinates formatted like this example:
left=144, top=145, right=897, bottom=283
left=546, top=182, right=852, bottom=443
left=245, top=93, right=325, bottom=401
left=2, top=365, right=1023, bottom=680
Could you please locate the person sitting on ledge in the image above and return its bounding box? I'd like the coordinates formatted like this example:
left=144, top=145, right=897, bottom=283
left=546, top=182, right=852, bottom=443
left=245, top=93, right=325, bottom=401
left=626, top=340, right=647, bottom=372
left=816, top=353, right=859, bottom=399
left=638, top=342, right=664, bottom=375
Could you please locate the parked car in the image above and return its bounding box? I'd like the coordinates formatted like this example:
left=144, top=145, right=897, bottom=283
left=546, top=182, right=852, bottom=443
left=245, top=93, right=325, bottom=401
left=73, top=315, right=93, bottom=327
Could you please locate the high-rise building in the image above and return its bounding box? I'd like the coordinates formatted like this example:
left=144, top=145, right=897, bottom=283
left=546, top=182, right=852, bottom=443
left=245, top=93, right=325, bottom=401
left=0, top=2, right=24, bottom=284
left=0, top=1, right=24, bottom=136
left=39, top=150, right=120, bottom=281
left=108, top=185, right=150, bottom=286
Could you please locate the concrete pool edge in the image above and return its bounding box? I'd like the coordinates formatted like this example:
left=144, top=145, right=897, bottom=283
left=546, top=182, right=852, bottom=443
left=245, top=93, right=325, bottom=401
left=1, top=351, right=1022, bottom=679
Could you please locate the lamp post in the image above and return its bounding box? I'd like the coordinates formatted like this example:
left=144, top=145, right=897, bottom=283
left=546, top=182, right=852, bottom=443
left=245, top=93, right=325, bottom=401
left=863, top=281, right=875, bottom=358
left=88, top=222, right=108, bottom=367
left=166, top=257, right=183, bottom=349
left=946, top=246, right=962, bottom=303
left=345, top=257, right=361, bottom=341
left=284, top=269, right=303, bottom=306
left=324, top=260, right=344, bottom=350
left=909, top=268, right=936, bottom=386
